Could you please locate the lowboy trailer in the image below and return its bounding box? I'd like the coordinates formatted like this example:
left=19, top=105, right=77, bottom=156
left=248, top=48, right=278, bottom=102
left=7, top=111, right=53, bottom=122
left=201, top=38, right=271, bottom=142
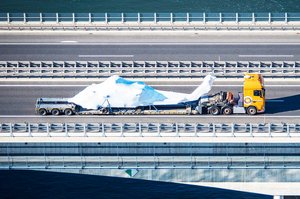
left=36, top=73, right=265, bottom=116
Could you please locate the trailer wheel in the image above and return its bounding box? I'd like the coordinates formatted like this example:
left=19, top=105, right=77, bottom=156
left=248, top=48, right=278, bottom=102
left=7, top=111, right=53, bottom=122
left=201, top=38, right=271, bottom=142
left=247, top=106, right=257, bottom=115
left=210, top=106, right=220, bottom=115
left=51, top=109, right=60, bottom=116
left=38, top=108, right=47, bottom=116
left=64, top=109, right=73, bottom=116
left=102, top=108, right=110, bottom=115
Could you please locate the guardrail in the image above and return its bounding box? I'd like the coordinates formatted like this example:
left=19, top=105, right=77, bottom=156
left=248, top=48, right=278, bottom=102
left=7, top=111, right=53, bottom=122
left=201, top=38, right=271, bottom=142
left=1, top=12, right=300, bottom=24
left=2, top=25, right=300, bottom=31
left=1, top=13, right=300, bottom=31
left=0, top=61, right=299, bottom=78
left=0, top=122, right=299, bottom=138
left=2, top=155, right=300, bottom=170
left=2, top=143, right=300, bottom=182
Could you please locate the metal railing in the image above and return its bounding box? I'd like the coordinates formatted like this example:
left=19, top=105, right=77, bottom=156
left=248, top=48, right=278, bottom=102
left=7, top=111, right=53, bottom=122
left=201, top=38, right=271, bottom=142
left=1, top=25, right=300, bottom=31
left=0, top=61, right=299, bottom=78
left=1, top=13, right=299, bottom=31
left=2, top=155, right=300, bottom=170
left=1, top=12, right=300, bottom=24
left=0, top=122, right=299, bottom=138
left=2, top=142, right=300, bottom=182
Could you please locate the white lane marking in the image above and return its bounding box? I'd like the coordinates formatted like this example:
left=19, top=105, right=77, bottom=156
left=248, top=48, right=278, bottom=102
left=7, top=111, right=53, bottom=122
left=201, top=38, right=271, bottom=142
left=266, top=100, right=285, bottom=103
left=239, top=55, right=294, bottom=58
left=1, top=42, right=300, bottom=45
left=60, top=41, right=78, bottom=43
left=0, top=115, right=299, bottom=118
left=150, top=85, right=300, bottom=87
left=78, top=54, right=134, bottom=58
left=0, top=84, right=299, bottom=87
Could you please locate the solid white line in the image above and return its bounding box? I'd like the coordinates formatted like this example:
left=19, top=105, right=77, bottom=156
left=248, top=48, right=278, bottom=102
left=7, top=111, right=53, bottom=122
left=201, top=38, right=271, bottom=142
left=60, top=40, right=78, bottom=43
left=78, top=54, right=134, bottom=58
left=0, top=83, right=300, bottom=87
left=150, top=85, right=300, bottom=87
left=0, top=115, right=299, bottom=118
left=0, top=84, right=299, bottom=87
left=239, top=54, right=294, bottom=58
left=1, top=42, right=300, bottom=46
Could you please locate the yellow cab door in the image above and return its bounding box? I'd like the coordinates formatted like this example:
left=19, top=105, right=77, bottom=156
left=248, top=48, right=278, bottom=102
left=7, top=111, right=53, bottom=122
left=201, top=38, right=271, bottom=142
left=243, top=73, right=265, bottom=114
left=252, top=89, right=265, bottom=113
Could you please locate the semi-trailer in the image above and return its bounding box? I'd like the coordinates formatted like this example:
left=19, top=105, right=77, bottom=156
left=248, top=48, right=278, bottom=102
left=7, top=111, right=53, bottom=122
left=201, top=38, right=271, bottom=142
left=35, top=73, right=265, bottom=116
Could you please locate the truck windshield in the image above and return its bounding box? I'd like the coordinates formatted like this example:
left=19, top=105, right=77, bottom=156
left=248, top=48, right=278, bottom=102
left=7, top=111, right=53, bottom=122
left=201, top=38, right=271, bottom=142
left=262, top=88, right=265, bottom=98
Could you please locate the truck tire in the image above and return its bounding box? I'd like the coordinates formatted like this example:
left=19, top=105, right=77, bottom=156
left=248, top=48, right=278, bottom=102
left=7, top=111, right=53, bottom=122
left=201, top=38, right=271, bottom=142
left=64, top=109, right=73, bottom=116
left=38, top=108, right=47, bottom=116
left=135, top=108, right=142, bottom=115
left=222, top=106, right=233, bottom=115
left=51, top=109, right=60, bottom=116
left=247, top=106, right=257, bottom=115
left=210, top=106, right=220, bottom=115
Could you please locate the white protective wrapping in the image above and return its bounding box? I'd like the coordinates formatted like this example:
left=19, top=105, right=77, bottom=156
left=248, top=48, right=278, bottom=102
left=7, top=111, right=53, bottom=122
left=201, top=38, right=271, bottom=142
left=68, top=75, right=216, bottom=109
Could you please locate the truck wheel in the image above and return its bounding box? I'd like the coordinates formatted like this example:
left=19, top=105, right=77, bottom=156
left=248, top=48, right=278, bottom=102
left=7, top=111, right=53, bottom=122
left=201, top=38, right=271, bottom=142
left=247, top=106, right=257, bottom=115
left=210, top=106, right=220, bottom=115
left=135, top=108, right=142, bottom=115
left=222, top=107, right=233, bottom=115
left=64, top=109, right=73, bottom=116
left=38, top=108, right=47, bottom=116
left=51, top=109, right=60, bottom=116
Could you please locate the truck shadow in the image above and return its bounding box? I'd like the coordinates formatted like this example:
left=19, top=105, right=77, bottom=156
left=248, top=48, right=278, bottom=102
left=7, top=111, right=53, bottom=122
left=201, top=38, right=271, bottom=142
left=266, top=94, right=300, bottom=114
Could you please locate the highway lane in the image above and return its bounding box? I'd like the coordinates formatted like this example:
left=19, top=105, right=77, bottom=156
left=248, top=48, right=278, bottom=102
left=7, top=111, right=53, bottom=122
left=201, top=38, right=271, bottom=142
left=1, top=31, right=300, bottom=44
left=0, top=81, right=299, bottom=124
left=0, top=44, right=300, bottom=61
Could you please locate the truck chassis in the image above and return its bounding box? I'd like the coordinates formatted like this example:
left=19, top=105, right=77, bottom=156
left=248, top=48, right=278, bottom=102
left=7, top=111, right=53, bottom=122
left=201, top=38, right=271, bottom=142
left=36, top=91, right=256, bottom=116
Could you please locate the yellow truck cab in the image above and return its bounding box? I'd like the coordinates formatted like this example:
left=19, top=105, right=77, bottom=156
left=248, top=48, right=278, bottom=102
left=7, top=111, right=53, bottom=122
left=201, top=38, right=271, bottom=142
left=243, top=73, right=265, bottom=115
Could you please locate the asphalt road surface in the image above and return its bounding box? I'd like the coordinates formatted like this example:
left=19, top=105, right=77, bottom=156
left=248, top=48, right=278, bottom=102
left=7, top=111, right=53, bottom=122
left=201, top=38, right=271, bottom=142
left=0, top=80, right=299, bottom=123
left=0, top=32, right=300, bottom=61
left=0, top=44, right=299, bottom=61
